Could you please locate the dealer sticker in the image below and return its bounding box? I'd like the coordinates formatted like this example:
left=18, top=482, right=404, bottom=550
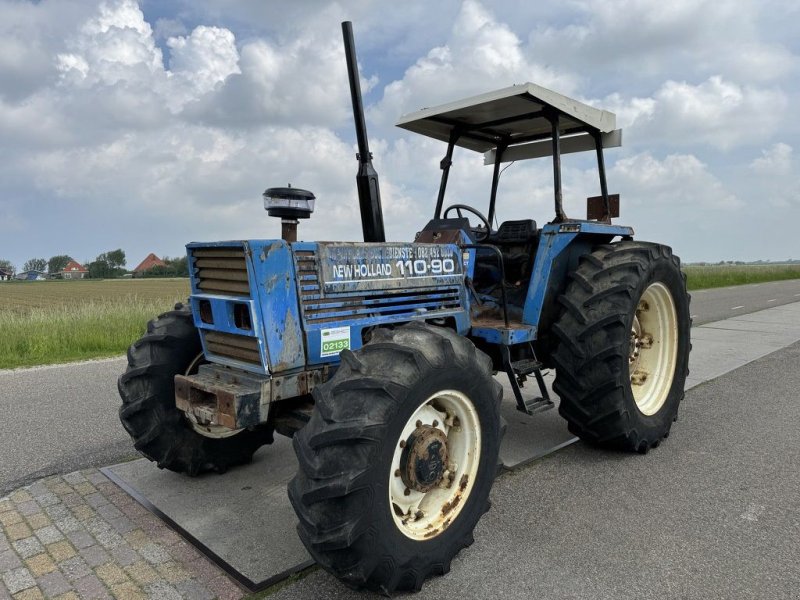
left=320, top=326, right=351, bottom=357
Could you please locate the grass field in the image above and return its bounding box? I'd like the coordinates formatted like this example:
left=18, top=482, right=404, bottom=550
left=2, top=264, right=800, bottom=369
left=683, top=264, right=800, bottom=290
left=0, top=279, right=189, bottom=369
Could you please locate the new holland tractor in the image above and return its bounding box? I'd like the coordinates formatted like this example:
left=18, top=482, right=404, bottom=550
left=118, top=22, right=690, bottom=593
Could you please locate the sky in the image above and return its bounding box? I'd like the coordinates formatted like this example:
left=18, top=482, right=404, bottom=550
left=0, top=0, right=798, bottom=271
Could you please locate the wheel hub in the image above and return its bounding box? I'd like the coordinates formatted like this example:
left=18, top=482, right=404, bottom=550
left=629, top=282, right=679, bottom=415
left=388, top=390, right=481, bottom=540
left=400, top=425, right=449, bottom=493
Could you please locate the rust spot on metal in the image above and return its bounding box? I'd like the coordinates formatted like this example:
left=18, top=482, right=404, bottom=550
left=459, top=474, right=469, bottom=491
left=441, top=493, right=461, bottom=516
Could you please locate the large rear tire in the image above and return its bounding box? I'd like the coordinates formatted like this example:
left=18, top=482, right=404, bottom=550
left=288, top=323, right=503, bottom=593
left=118, top=304, right=272, bottom=475
left=552, top=241, right=690, bottom=452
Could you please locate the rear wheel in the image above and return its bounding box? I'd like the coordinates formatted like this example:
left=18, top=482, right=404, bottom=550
left=288, top=323, right=503, bottom=593
left=552, top=241, right=690, bottom=452
left=118, top=304, right=272, bottom=475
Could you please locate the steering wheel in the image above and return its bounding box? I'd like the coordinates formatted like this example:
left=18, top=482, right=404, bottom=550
left=442, top=204, right=492, bottom=241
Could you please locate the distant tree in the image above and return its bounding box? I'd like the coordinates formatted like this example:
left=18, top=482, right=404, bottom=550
left=87, top=260, right=111, bottom=279
left=87, top=249, right=127, bottom=279
left=103, top=249, right=126, bottom=270
left=22, top=258, right=47, bottom=272
left=47, top=255, right=73, bottom=274
left=0, top=259, right=15, bottom=274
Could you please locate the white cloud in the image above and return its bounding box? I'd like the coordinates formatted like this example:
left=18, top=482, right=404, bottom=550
left=750, top=142, right=793, bottom=173
left=611, top=152, right=740, bottom=209
left=603, top=76, right=788, bottom=150
left=167, top=26, right=240, bottom=97
left=56, top=0, right=164, bottom=86
left=528, top=0, right=797, bottom=85
left=373, top=0, right=579, bottom=128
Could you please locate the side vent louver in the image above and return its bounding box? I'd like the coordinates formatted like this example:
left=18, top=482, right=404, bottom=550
left=192, top=247, right=250, bottom=297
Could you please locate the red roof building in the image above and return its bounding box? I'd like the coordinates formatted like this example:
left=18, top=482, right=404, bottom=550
left=133, top=253, right=166, bottom=273
left=61, top=260, right=88, bottom=279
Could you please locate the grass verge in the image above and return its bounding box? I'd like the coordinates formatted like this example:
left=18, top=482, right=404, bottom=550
left=683, top=264, right=800, bottom=291
left=0, top=299, right=182, bottom=369
left=0, top=279, right=188, bottom=370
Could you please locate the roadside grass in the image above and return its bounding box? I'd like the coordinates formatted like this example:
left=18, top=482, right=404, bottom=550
left=683, top=264, right=800, bottom=291
left=0, top=279, right=188, bottom=370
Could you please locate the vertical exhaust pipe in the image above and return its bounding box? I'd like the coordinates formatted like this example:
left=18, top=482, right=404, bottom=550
left=342, top=21, right=386, bottom=243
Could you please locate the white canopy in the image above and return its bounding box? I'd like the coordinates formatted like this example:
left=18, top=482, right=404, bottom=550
left=395, top=82, right=620, bottom=162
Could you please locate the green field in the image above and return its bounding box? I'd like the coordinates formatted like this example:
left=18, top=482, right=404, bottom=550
left=0, top=279, right=189, bottom=369
left=683, top=264, right=800, bottom=290
left=2, top=264, right=800, bottom=369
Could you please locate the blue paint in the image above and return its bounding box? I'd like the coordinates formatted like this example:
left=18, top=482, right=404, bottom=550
left=522, top=222, right=632, bottom=327
left=249, top=240, right=305, bottom=372
left=186, top=220, right=632, bottom=380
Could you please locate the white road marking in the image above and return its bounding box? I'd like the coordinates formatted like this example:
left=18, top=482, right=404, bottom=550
left=768, top=299, right=777, bottom=303
left=731, top=305, right=745, bottom=310
left=794, top=293, right=800, bottom=297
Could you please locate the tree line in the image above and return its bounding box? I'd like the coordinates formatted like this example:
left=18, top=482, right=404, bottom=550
left=0, top=250, right=189, bottom=279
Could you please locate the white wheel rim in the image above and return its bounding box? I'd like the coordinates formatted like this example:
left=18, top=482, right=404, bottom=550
left=629, top=282, right=678, bottom=416
left=388, top=390, right=481, bottom=540
left=183, top=353, right=244, bottom=439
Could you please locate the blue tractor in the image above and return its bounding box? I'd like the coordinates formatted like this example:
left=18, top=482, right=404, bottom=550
left=118, top=22, right=690, bottom=594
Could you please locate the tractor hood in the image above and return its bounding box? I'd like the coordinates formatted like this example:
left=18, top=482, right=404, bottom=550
left=186, top=240, right=471, bottom=376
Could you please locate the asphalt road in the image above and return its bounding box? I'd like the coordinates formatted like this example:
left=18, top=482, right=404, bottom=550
left=0, top=357, right=131, bottom=496
left=689, top=278, right=800, bottom=325
left=1, top=280, right=798, bottom=498
left=273, top=341, right=800, bottom=600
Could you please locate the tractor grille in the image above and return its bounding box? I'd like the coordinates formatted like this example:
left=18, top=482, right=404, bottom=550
left=191, top=247, right=250, bottom=297
left=203, top=331, right=261, bottom=366
left=295, top=250, right=463, bottom=323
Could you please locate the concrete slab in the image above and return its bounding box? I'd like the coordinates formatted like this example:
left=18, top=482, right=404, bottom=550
left=103, top=437, right=310, bottom=591
left=696, top=319, right=798, bottom=334
left=497, top=373, right=578, bottom=468
left=103, top=375, right=575, bottom=591
left=690, top=326, right=792, bottom=348
left=688, top=302, right=800, bottom=385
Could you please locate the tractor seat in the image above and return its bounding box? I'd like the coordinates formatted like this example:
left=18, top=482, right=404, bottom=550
left=492, top=219, right=538, bottom=281
left=493, top=219, right=537, bottom=245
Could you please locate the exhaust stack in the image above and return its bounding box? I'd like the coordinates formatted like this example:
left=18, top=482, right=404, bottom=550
left=342, top=21, right=386, bottom=243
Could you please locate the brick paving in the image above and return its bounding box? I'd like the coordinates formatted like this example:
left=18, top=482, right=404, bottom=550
left=0, top=470, right=246, bottom=599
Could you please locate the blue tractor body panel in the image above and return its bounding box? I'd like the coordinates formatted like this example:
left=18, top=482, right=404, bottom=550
left=186, top=239, right=472, bottom=377
left=186, top=220, right=632, bottom=380
left=522, top=222, right=633, bottom=327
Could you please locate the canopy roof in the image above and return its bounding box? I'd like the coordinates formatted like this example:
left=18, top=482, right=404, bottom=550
left=395, top=82, right=617, bottom=155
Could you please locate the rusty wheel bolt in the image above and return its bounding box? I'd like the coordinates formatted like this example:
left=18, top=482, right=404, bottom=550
left=416, top=420, right=422, bottom=428
left=432, top=420, right=439, bottom=427
left=394, top=469, right=401, bottom=477
left=404, top=488, right=411, bottom=496
left=399, top=440, right=406, bottom=448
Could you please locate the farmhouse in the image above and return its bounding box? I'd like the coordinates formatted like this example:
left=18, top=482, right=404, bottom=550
left=0, top=268, right=12, bottom=281
left=133, top=253, right=166, bottom=275
left=60, top=260, right=88, bottom=280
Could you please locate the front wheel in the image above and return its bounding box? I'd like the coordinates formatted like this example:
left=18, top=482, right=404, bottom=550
left=552, top=241, right=691, bottom=452
left=288, top=323, right=503, bottom=593
left=117, top=304, right=272, bottom=475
